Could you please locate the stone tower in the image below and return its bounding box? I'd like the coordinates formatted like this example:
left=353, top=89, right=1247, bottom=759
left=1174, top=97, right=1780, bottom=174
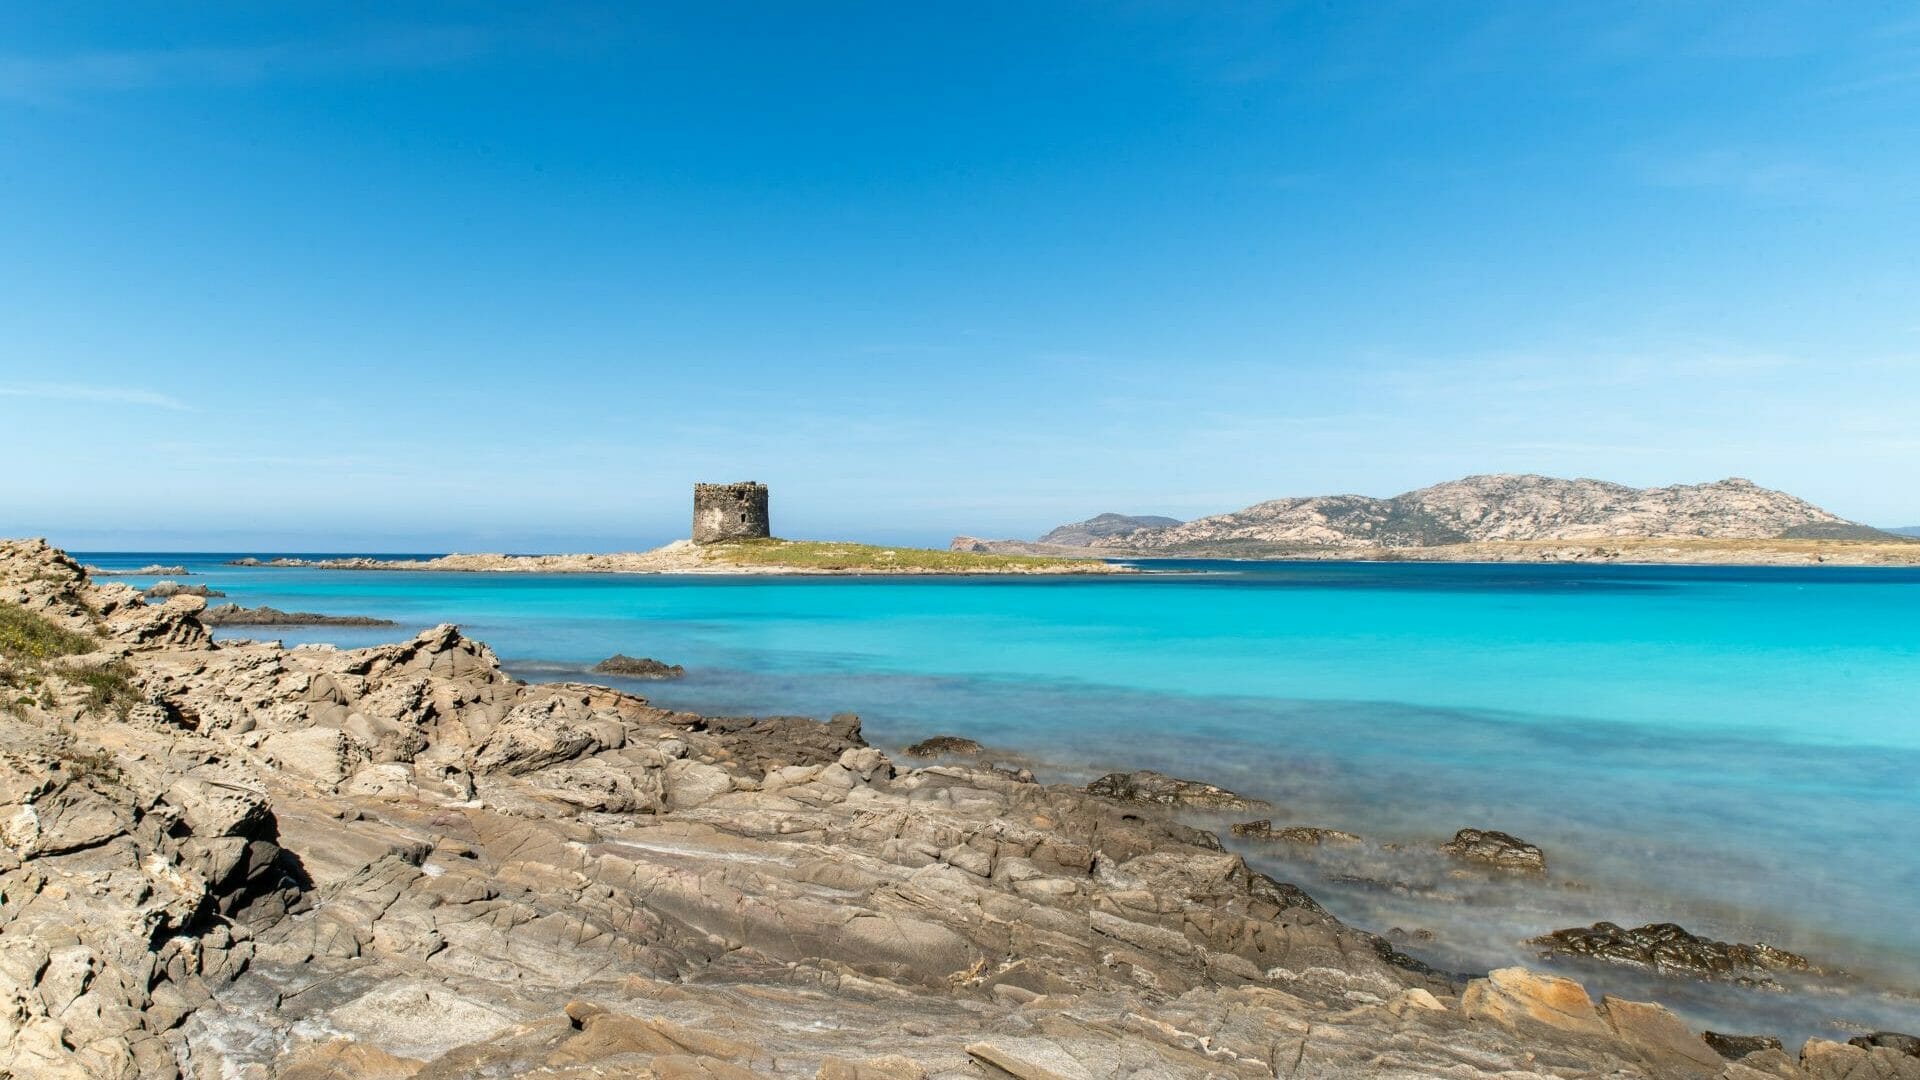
left=692, top=482, right=771, bottom=544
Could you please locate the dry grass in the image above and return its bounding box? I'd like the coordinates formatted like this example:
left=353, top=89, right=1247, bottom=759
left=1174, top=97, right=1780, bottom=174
left=701, top=538, right=1120, bottom=573
left=0, top=602, right=98, bottom=661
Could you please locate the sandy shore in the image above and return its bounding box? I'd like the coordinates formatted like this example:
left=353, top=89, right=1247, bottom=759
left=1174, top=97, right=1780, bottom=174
left=229, top=538, right=1133, bottom=575
left=957, top=535, right=1920, bottom=567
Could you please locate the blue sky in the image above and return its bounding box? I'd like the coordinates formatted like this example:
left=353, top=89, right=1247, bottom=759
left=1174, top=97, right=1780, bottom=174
left=3, top=3, right=1918, bottom=550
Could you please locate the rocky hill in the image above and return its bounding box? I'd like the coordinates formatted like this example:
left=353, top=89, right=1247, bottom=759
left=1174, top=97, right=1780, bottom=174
left=1082, top=475, right=1853, bottom=552
left=1037, top=513, right=1182, bottom=547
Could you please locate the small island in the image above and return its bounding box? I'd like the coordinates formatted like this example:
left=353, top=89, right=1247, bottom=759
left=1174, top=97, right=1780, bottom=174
left=228, top=483, right=1131, bottom=575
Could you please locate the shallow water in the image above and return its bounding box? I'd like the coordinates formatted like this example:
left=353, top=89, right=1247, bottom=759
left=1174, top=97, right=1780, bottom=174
left=81, top=552, right=1920, bottom=1040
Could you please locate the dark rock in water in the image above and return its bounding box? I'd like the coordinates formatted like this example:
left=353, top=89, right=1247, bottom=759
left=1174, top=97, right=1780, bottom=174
left=1532, top=921, right=1811, bottom=984
left=677, top=712, right=866, bottom=774
left=200, top=604, right=396, bottom=627
left=1849, top=1032, right=1920, bottom=1057
left=591, top=654, right=686, bottom=679
left=1702, top=1032, right=1784, bottom=1059
left=145, top=581, right=225, bottom=599
left=1085, top=770, right=1266, bottom=811
left=903, top=735, right=985, bottom=757
left=1230, top=819, right=1360, bottom=845
left=1440, top=827, right=1547, bottom=872
left=1274, top=826, right=1361, bottom=846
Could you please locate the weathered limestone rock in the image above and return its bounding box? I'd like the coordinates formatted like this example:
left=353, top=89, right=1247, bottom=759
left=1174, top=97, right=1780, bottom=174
left=1439, top=827, right=1547, bottom=872
left=1461, top=967, right=1610, bottom=1037
left=1601, top=995, right=1726, bottom=1075
left=1231, top=820, right=1362, bottom=845
left=1085, top=769, right=1265, bottom=811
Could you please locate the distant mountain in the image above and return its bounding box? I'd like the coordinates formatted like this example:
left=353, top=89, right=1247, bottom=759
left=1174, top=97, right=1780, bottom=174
left=1027, top=475, right=1858, bottom=554
left=1889, top=526, right=1920, bottom=538
left=1037, top=513, right=1181, bottom=547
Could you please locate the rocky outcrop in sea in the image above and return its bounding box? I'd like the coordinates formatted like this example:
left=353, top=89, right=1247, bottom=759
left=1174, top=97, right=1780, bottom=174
left=0, top=536, right=1913, bottom=1078
left=1077, top=475, right=1856, bottom=550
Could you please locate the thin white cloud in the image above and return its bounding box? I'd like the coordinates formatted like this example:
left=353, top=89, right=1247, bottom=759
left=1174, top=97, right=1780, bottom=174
left=1632, top=148, right=1864, bottom=204
left=0, top=26, right=494, bottom=105
left=0, top=382, right=191, bottom=411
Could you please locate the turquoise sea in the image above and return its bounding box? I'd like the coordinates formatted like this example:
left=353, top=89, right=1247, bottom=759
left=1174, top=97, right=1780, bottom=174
left=81, top=553, right=1920, bottom=1040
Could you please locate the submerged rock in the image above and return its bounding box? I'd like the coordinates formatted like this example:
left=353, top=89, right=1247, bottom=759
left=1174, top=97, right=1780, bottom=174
left=903, top=735, right=984, bottom=758
left=200, top=603, right=396, bottom=626
left=1532, top=921, right=1812, bottom=983
left=1705, top=1031, right=1786, bottom=1059
left=1441, top=827, right=1547, bottom=872
left=1230, top=819, right=1361, bottom=845
left=591, top=654, right=686, bottom=679
left=1085, top=769, right=1266, bottom=811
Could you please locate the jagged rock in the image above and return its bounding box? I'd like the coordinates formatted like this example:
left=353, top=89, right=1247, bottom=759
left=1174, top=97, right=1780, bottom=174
left=165, top=764, right=270, bottom=837
left=1706, top=1031, right=1787, bottom=1059
left=201, top=604, right=396, bottom=627
left=1532, top=921, right=1811, bottom=983
left=1230, top=820, right=1360, bottom=845
left=87, top=564, right=190, bottom=576
left=143, top=581, right=223, bottom=599
left=817, top=1054, right=929, bottom=1079
left=1085, top=770, right=1265, bottom=811
left=592, top=654, right=686, bottom=679
left=1601, top=995, right=1725, bottom=1075
left=902, top=735, right=984, bottom=758
left=1461, top=967, right=1610, bottom=1037
left=1849, top=1033, right=1920, bottom=1057
left=1439, top=827, right=1546, bottom=871
left=1801, top=1038, right=1920, bottom=1079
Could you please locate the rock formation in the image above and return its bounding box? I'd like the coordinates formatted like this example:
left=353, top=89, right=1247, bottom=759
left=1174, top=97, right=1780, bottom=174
left=1532, top=921, right=1813, bottom=985
left=901, top=735, right=984, bottom=758
left=1037, top=514, right=1182, bottom=547
left=1077, top=475, right=1854, bottom=551
left=591, top=654, right=686, bottom=679
left=143, top=582, right=224, bottom=600
left=0, top=536, right=1913, bottom=1078
left=1440, top=827, right=1548, bottom=872
left=198, top=604, right=396, bottom=627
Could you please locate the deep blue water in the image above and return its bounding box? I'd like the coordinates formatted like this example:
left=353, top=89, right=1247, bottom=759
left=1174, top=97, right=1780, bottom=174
left=80, top=552, right=1920, bottom=1038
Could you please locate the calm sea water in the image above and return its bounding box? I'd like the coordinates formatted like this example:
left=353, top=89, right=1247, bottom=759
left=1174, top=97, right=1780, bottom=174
left=81, top=552, right=1920, bottom=1039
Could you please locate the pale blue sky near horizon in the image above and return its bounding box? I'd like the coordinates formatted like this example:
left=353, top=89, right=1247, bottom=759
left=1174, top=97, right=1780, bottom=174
left=3, top=3, right=1918, bottom=551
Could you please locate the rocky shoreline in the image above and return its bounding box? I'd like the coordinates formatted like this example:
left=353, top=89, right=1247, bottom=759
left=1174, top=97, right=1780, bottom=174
left=228, top=538, right=1130, bottom=576
left=2, top=536, right=1915, bottom=1078
left=955, top=535, right=1920, bottom=567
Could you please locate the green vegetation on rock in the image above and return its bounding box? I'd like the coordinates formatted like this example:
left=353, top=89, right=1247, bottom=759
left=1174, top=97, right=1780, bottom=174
left=703, top=538, right=1113, bottom=573
left=1, top=602, right=136, bottom=719
left=0, top=601, right=98, bottom=662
